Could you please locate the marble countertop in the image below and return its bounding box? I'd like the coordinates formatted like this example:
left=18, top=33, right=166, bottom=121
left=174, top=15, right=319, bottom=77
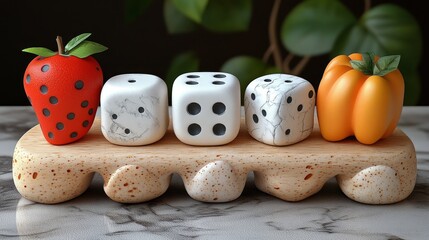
left=0, top=106, right=428, bottom=239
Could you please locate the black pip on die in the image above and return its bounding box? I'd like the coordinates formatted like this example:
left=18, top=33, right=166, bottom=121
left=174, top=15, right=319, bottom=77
left=100, top=74, right=169, bottom=146
left=172, top=72, right=241, bottom=146
left=244, top=73, right=315, bottom=146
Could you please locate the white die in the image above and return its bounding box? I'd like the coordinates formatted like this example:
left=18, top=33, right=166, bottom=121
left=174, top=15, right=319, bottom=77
left=244, top=73, right=315, bottom=146
left=172, top=72, right=241, bottom=146
left=100, top=74, right=169, bottom=146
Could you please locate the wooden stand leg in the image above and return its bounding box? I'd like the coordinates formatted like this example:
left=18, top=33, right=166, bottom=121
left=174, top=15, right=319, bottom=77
left=104, top=165, right=172, bottom=203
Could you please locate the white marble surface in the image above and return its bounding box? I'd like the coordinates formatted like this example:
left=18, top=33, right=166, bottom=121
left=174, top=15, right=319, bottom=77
left=0, top=106, right=428, bottom=239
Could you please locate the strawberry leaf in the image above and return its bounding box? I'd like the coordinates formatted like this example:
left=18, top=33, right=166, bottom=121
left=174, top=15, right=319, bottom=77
left=65, top=33, right=92, bottom=52
left=68, top=40, right=108, bottom=58
left=22, top=47, right=56, bottom=57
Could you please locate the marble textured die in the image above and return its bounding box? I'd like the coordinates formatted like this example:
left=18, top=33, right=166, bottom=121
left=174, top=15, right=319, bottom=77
left=100, top=74, right=168, bottom=146
left=244, top=73, right=315, bottom=146
left=172, top=72, right=240, bottom=146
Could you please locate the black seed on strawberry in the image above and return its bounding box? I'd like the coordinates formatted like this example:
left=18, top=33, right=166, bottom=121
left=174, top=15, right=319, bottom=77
left=70, top=132, right=78, bottom=138
left=81, top=100, right=88, bottom=108
left=67, top=113, right=75, bottom=120
left=26, top=74, right=31, bottom=84
left=82, top=120, right=89, bottom=127
left=75, top=80, right=84, bottom=90
left=88, top=108, right=94, bottom=115
left=41, top=65, right=49, bottom=72
left=56, top=122, right=64, bottom=130
left=40, top=85, right=48, bottom=94
left=49, top=96, right=58, bottom=104
left=48, top=132, right=54, bottom=139
left=42, top=108, right=50, bottom=117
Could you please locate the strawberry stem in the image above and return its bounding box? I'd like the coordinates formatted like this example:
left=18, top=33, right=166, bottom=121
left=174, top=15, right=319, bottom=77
left=56, top=36, right=64, bottom=55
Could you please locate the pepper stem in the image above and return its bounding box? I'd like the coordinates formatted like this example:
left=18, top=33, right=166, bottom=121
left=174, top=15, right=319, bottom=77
left=56, top=36, right=64, bottom=55
left=350, top=52, right=401, bottom=76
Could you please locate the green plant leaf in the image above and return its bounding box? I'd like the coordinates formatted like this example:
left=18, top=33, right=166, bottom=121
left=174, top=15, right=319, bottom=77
left=124, top=0, right=153, bottom=23
left=220, top=56, right=280, bottom=100
left=165, top=51, right=199, bottom=103
left=22, top=47, right=56, bottom=57
left=373, top=55, right=400, bottom=76
left=331, top=4, right=422, bottom=104
left=65, top=33, right=92, bottom=52
left=164, top=0, right=198, bottom=34
left=171, top=0, right=208, bottom=23
left=68, top=40, right=108, bottom=58
left=281, top=0, right=355, bottom=56
left=332, top=4, right=422, bottom=69
left=201, top=0, right=252, bottom=32
left=264, top=66, right=281, bottom=75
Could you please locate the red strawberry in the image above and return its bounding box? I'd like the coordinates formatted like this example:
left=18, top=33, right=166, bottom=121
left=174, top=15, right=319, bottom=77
left=22, top=33, right=108, bottom=145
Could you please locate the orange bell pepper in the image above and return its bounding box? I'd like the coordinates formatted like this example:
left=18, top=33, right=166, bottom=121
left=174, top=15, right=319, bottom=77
left=317, top=52, right=404, bottom=144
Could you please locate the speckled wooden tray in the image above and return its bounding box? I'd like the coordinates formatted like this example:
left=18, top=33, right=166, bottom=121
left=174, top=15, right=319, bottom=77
left=12, top=116, right=416, bottom=205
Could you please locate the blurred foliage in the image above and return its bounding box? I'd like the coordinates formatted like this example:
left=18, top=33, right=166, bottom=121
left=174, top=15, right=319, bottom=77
left=125, top=0, right=422, bottom=105
left=165, top=51, right=199, bottom=103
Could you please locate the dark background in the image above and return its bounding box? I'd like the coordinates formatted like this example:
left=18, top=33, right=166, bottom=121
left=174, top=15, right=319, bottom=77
left=2, top=0, right=427, bottom=106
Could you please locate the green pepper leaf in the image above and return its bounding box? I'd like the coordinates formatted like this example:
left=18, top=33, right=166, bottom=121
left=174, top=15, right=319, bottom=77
left=350, top=52, right=377, bottom=75
left=280, top=0, right=356, bottom=56
left=171, top=0, right=209, bottom=23
left=201, top=0, right=252, bottom=32
left=363, top=52, right=376, bottom=68
left=350, top=59, right=372, bottom=75
left=164, top=0, right=198, bottom=34
left=373, top=55, right=400, bottom=76
left=65, top=33, right=92, bottom=52
left=68, top=40, right=108, bottom=58
left=350, top=52, right=401, bottom=76
left=22, top=47, right=56, bottom=57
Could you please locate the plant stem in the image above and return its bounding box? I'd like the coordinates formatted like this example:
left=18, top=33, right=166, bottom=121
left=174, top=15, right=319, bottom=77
left=265, top=0, right=311, bottom=75
left=364, top=0, right=371, bottom=12
left=282, top=53, right=294, bottom=73
left=56, top=36, right=64, bottom=55
left=263, top=45, right=274, bottom=62
left=268, top=0, right=282, bottom=70
left=291, top=56, right=310, bottom=75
